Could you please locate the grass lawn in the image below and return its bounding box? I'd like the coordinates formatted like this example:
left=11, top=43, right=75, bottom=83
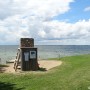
left=0, top=54, right=90, bottom=90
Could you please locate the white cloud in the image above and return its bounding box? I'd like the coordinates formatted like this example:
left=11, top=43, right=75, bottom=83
left=43, top=20, right=90, bottom=40
left=84, top=6, right=90, bottom=11
left=0, top=16, right=90, bottom=44
left=1, top=0, right=90, bottom=45
left=0, top=0, right=74, bottom=20
left=0, top=0, right=74, bottom=44
left=38, top=30, right=46, bottom=38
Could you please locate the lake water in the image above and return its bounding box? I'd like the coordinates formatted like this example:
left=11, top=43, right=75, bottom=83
left=0, top=45, right=90, bottom=64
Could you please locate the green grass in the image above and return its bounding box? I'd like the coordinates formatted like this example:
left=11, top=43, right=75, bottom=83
left=0, top=54, right=90, bottom=90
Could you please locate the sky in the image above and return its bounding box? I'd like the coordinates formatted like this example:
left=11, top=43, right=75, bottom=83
left=0, top=0, right=90, bottom=45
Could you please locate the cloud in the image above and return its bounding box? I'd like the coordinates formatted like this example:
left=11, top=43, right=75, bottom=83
left=0, top=0, right=90, bottom=45
left=84, top=6, right=90, bottom=11
left=0, top=0, right=74, bottom=44
left=0, top=0, right=74, bottom=20
left=43, top=20, right=90, bottom=40
left=38, top=30, right=46, bottom=38
left=0, top=16, right=90, bottom=45
left=34, top=19, right=90, bottom=45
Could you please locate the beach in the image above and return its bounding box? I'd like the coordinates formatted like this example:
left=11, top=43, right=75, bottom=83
left=1, top=60, right=62, bottom=73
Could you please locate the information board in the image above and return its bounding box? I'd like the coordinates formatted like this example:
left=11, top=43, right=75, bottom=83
left=30, top=51, right=36, bottom=59
left=24, top=52, right=29, bottom=61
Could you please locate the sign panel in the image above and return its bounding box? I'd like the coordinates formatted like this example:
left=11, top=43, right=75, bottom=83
left=24, top=52, right=29, bottom=61
left=30, top=51, right=36, bottom=59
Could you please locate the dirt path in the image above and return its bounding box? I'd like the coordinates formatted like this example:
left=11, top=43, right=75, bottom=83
left=2, top=60, right=62, bottom=73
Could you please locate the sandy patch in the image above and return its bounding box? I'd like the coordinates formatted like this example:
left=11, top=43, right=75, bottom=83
left=1, top=60, right=62, bottom=73
left=38, top=60, right=62, bottom=70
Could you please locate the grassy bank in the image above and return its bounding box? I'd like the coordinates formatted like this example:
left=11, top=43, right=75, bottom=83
left=0, top=54, right=90, bottom=90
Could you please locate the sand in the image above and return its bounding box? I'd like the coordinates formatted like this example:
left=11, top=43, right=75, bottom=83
left=1, top=60, right=62, bottom=73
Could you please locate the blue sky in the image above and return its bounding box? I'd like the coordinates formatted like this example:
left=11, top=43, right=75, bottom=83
left=54, top=0, right=90, bottom=23
left=0, top=0, right=90, bottom=45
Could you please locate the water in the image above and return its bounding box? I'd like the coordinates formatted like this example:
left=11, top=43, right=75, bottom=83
left=0, top=45, right=90, bottom=64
